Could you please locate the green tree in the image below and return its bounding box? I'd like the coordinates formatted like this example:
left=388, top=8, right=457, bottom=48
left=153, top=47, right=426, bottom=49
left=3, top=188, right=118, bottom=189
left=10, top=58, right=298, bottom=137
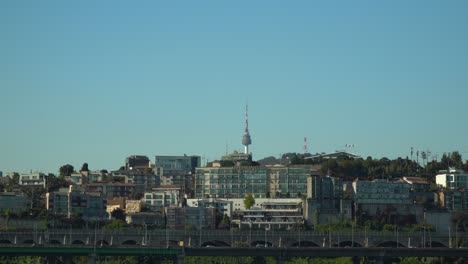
left=46, top=174, right=69, bottom=192
left=5, top=173, right=19, bottom=192
left=218, top=214, right=231, bottom=229
left=59, top=164, right=74, bottom=176
left=143, top=167, right=153, bottom=175
left=4, top=209, right=11, bottom=229
left=243, top=193, right=255, bottom=209
left=104, top=220, right=126, bottom=231
left=80, top=163, right=89, bottom=172
left=111, top=208, right=126, bottom=221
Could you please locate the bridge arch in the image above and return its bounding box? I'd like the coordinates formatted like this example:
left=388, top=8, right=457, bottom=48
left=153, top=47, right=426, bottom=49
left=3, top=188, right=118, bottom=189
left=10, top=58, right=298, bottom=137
left=122, top=240, right=138, bottom=245
left=97, top=240, right=109, bottom=246
left=291, top=241, right=320, bottom=247
left=72, top=240, right=85, bottom=245
left=23, top=239, right=34, bottom=245
left=49, top=240, right=62, bottom=245
left=0, top=240, right=12, bottom=244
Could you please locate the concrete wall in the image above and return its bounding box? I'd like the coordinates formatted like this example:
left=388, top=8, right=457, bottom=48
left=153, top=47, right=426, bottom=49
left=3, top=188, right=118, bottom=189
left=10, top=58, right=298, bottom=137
left=425, top=211, right=453, bottom=233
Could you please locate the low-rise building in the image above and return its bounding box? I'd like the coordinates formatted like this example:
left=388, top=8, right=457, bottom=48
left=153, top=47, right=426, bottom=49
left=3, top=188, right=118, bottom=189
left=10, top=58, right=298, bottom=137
left=403, top=176, right=431, bottom=192
left=144, top=186, right=180, bottom=211
left=233, top=200, right=303, bottom=230
left=19, top=173, right=46, bottom=187
left=165, top=206, right=216, bottom=230
left=436, top=168, right=468, bottom=189
left=87, top=171, right=108, bottom=183
left=305, top=151, right=361, bottom=161
left=353, top=179, right=415, bottom=219
left=0, top=192, right=29, bottom=214
left=68, top=173, right=85, bottom=185
left=126, top=212, right=165, bottom=226
left=353, top=179, right=411, bottom=205
left=436, top=189, right=468, bottom=212
left=155, top=155, right=200, bottom=196
left=86, top=182, right=136, bottom=198
left=186, top=198, right=234, bottom=217
left=125, top=155, right=151, bottom=171
left=112, top=170, right=160, bottom=189
left=126, top=200, right=142, bottom=214
left=187, top=198, right=302, bottom=217
left=46, top=185, right=107, bottom=220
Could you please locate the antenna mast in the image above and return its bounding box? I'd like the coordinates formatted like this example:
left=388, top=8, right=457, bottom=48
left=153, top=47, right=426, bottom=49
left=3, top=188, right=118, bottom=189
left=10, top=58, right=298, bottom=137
left=304, top=137, right=308, bottom=154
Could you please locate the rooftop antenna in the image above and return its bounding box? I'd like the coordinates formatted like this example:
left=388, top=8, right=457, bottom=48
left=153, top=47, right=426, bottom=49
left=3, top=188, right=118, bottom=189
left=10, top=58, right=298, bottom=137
left=225, top=141, right=228, bottom=156
left=304, top=137, right=308, bottom=154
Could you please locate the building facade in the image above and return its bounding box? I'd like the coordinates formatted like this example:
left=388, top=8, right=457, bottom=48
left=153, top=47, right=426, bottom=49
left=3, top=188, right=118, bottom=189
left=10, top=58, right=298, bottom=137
left=194, top=165, right=314, bottom=200
left=46, top=186, right=107, bottom=220
left=437, top=189, right=468, bottom=212
left=233, top=200, right=303, bottom=230
left=155, top=155, right=201, bottom=174
left=19, top=173, right=46, bottom=187
left=144, top=186, right=180, bottom=211
left=403, top=176, right=431, bottom=192
left=353, top=180, right=411, bottom=205
left=0, top=192, right=29, bottom=214
left=125, top=155, right=151, bottom=170
left=435, top=168, right=468, bottom=189
left=112, top=170, right=160, bottom=189
left=195, top=167, right=268, bottom=199
left=165, top=206, right=216, bottom=230
left=155, top=155, right=200, bottom=195
left=86, top=183, right=136, bottom=198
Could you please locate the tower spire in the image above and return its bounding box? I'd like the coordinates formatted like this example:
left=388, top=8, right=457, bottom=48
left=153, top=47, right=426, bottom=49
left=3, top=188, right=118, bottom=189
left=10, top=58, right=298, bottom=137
left=245, top=104, right=249, bottom=132
left=242, top=103, right=252, bottom=155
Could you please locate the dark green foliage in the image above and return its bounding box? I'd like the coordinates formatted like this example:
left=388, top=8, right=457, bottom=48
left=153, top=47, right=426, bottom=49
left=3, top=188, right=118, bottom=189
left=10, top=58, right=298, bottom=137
left=59, top=164, right=74, bottom=176
left=81, top=162, right=89, bottom=172
left=104, top=219, right=127, bottom=230
left=243, top=193, right=255, bottom=209
left=111, top=208, right=126, bottom=221
left=220, top=160, right=235, bottom=167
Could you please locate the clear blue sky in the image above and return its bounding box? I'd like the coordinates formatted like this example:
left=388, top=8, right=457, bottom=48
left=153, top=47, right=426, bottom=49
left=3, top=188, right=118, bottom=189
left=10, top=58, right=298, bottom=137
left=1, top=1, right=468, bottom=173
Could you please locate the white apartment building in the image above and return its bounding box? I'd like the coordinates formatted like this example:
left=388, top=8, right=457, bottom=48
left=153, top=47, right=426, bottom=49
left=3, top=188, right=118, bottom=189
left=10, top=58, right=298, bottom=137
left=436, top=168, right=468, bottom=189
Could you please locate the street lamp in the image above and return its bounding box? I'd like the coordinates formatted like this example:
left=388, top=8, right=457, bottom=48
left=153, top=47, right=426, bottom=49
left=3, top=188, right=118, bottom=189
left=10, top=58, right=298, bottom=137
left=249, top=220, right=252, bottom=247
left=230, top=221, right=233, bottom=246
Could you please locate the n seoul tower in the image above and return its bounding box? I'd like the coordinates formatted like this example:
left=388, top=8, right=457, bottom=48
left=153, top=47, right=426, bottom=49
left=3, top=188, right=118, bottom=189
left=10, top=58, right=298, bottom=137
left=241, top=104, right=252, bottom=155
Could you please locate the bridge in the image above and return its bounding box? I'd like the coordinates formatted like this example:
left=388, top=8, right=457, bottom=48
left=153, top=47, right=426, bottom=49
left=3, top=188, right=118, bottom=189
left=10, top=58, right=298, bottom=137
left=1, top=245, right=468, bottom=264
left=0, top=229, right=466, bottom=263
left=0, top=229, right=461, bottom=248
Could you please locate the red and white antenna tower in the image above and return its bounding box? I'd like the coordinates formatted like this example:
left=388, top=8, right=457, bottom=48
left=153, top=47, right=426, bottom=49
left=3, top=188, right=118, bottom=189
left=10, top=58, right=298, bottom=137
left=304, top=137, right=308, bottom=154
